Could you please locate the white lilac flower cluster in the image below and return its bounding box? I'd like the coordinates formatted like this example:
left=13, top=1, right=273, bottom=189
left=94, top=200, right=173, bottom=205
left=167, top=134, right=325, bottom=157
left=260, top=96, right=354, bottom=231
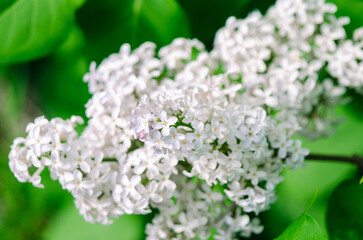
left=132, top=75, right=308, bottom=238
left=212, top=0, right=353, bottom=138
left=328, top=28, right=363, bottom=92
left=8, top=0, right=363, bottom=239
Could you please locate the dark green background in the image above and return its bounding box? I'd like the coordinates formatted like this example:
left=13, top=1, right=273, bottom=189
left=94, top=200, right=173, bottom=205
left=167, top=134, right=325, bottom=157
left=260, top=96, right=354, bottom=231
left=0, top=0, right=362, bottom=239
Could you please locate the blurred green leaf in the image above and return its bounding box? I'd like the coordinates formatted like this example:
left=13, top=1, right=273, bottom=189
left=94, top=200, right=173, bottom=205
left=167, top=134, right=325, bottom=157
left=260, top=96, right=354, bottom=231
left=0, top=0, right=81, bottom=65
left=77, top=0, right=190, bottom=62
left=30, top=24, right=90, bottom=119
left=0, top=65, right=29, bottom=139
left=132, top=0, right=190, bottom=46
left=69, top=0, right=87, bottom=9
left=0, top=0, right=16, bottom=15
left=326, top=176, right=363, bottom=240
left=275, top=192, right=327, bottom=240
left=55, top=22, right=86, bottom=56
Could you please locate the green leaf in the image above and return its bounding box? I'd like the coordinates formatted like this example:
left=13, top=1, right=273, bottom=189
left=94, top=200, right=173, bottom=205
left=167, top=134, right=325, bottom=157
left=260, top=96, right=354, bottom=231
left=31, top=24, right=90, bottom=119
left=131, top=0, right=190, bottom=46
left=274, top=190, right=328, bottom=240
left=305, top=188, right=319, bottom=214
left=0, top=65, right=29, bottom=139
left=77, top=0, right=190, bottom=62
left=327, top=176, right=363, bottom=240
left=0, top=0, right=16, bottom=15
left=274, top=214, right=328, bottom=240
left=0, top=0, right=80, bottom=65
left=68, top=0, right=87, bottom=10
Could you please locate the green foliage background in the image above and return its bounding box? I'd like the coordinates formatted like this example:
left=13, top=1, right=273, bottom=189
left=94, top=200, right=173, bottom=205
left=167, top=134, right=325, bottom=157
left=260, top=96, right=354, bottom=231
left=0, top=0, right=362, bottom=239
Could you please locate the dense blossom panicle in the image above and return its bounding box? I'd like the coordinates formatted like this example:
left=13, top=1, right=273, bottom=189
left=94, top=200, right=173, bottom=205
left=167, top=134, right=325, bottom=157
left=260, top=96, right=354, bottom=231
left=9, top=0, right=363, bottom=239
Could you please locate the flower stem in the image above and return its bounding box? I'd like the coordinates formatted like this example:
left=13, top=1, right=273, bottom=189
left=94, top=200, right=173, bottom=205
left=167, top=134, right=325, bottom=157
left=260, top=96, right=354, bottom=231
left=306, top=153, right=363, bottom=169
left=103, top=158, right=118, bottom=162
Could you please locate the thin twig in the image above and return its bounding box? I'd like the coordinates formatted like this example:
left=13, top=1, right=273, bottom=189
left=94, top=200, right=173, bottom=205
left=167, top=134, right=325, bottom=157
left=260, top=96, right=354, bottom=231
left=306, top=153, right=363, bottom=169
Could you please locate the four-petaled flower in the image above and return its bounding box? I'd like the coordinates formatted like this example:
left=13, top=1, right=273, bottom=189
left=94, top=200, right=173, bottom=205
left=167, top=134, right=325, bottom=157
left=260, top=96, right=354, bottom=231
left=153, top=111, right=178, bottom=136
